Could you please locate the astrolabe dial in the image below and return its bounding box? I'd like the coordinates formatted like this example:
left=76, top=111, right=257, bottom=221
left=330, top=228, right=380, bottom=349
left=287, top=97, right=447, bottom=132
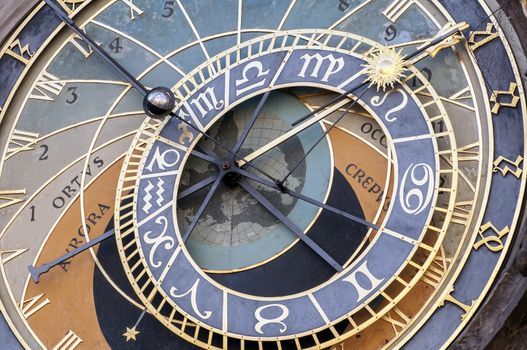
left=114, top=30, right=463, bottom=349
left=176, top=92, right=333, bottom=276
left=0, top=1, right=524, bottom=350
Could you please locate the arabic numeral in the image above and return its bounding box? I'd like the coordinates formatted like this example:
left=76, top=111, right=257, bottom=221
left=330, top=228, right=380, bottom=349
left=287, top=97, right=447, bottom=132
left=66, top=87, right=78, bottom=104
left=162, top=1, right=175, bottom=18
left=109, top=37, right=123, bottom=54
left=411, top=67, right=432, bottom=87
left=38, top=145, right=49, bottom=161
left=30, top=205, right=36, bottom=222
left=385, top=24, right=398, bottom=41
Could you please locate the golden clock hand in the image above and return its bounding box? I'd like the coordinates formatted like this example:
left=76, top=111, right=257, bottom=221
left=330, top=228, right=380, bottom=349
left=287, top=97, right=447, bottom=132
left=409, top=22, right=471, bottom=61
left=278, top=88, right=369, bottom=187
left=239, top=22, right=470, bottom=167
left=237, top=94, right=355, bottom=167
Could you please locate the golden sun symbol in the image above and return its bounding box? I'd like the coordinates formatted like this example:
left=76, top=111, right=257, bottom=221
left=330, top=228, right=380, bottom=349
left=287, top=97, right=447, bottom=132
left=363, top=46, right=407, bottom=91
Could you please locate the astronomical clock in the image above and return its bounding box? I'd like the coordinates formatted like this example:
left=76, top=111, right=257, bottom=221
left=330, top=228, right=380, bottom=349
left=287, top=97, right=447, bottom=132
left=0, top=0, right=526, bottom=349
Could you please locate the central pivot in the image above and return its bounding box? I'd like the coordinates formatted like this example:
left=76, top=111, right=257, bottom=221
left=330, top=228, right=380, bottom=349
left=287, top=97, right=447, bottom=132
left=221, top=161, right=241, bottom=186
left=143, top=86, right=176, bottom=119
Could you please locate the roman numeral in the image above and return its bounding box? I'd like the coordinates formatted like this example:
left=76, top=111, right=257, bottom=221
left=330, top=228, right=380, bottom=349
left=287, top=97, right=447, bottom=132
left=490, top=82, right=520, bottom=115
left=456, top=142, right=480, bottom=162
left=20, top=294, right=50, bottom=319
left=6, top=129, right=40, bottom=158
left=383, top=0, right=415, bottom=22
left=30, top=72, right=65, bottom=101
left=381, top=307, right=411, bottom=334
left=440, top=288, right=474, bottom=320
left=6, top=39, right=34, bottom=65
left=446, top=87, right=474, bottom=111
left=493, top=155, right=523, bottom=178
left=57, top=0, right=87, bottom=14
left=0, top=249, right=28, bottom=264
left=421, top=249, right=451, bottom=289
left=450, top=200, right=473, bottom=227
left=52, top=331, right=82, bottom=350
left=474, top=221, right=509, bottom=253
left=121, top=0, right=144, bottom=20
left=69, top=32, right=94, bottom=58
left=469, top=23, right=499, bottom=51
left=0, top=189, right=26, bottom=210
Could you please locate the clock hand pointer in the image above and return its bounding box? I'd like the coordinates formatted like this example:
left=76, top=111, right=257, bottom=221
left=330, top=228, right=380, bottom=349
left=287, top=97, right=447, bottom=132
left=26, top=151, right=218, bottom=283
left=180, top=175, right=223, bottom=242
left=178, top=175, right=217, bottom=200
left=238, top=180, right=343, bottom=272
left=28, top=229, right=115, bottom=283
left=237, top=96, right=355, bottom=167
left=43, top=0, right=148, bottom=95
left=235, top=168, right=380, bottom=232
left=44, top=0, right=280, bottom=184
left=278, top=88, right=368, bottom=187
left=232, top=91, right=271, bottom=154
left=239, top=22, right=470, bottom=166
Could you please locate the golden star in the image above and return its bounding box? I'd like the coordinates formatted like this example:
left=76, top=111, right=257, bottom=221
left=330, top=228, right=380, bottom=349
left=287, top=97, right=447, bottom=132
left=123, top=327, right=140, bottom=342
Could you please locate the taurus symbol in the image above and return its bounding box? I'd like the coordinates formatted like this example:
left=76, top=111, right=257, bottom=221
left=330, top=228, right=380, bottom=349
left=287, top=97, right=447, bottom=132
left=178, top=123, right=193, bottom=145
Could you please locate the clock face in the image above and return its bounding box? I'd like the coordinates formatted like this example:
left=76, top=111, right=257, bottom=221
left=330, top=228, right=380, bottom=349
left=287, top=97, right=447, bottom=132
left=0, top=1, right=525, bottom=349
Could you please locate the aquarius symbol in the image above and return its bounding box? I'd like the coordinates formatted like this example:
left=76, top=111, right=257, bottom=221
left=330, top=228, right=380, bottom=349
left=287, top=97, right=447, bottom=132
left=142, top=179, right=165, bottom=213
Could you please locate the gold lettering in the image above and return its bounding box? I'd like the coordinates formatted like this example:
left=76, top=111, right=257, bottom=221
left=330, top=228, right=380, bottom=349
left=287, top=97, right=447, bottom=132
left=474, top=222, right=509, bottom=252
left=382, top=307, right=410, bottom=334
left=0, top=189, right=26, bottom=210
left=490, top=82, right=520, bottom=114
left=30, top=72, right=65, bottom=102
left=441, top=288, right=474, bottom=320
left=6, top=39, right=34, bottom=65
left=52, top=331, right=82, bottom=350
left=469, top=23, right=499, bottom=51
left=121, top=0, right=144, bottom=20
left=0, top=249, right=28, bottom=264
left=58, top=0, right=87, bottom=14
left=6, top=129, right=40, bottom=158
left=69, top=32, right=94, bottom=58
left=493, top=155, right=523, bottom=178
left=422, top=248, right=451, bottom=289
left=21, top=294, right=51, bottom=319
left=383, top=0, right=415, bottom=22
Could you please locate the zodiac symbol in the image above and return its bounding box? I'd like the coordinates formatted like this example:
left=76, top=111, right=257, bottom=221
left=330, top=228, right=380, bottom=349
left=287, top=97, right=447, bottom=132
left=143, top=215, right=175, bottom=268
left=254, top=304, right=289, bottom=335
left=142, top=179, right=165, bottom=213
left=235, top=61, right=270, bottom=96
left=146, top=146, right=181, bottom=172
left=399, top=163, right=434, bottom=215
left=178, top=122, right=194, bottom=145
left=370, top=88, right=408, bottom=123
left=170, top=279, right=212, bottom=319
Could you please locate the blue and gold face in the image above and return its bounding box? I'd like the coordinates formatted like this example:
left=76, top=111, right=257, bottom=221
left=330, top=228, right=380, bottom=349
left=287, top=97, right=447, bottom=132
left=0, top=1, right=525, bottom=349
